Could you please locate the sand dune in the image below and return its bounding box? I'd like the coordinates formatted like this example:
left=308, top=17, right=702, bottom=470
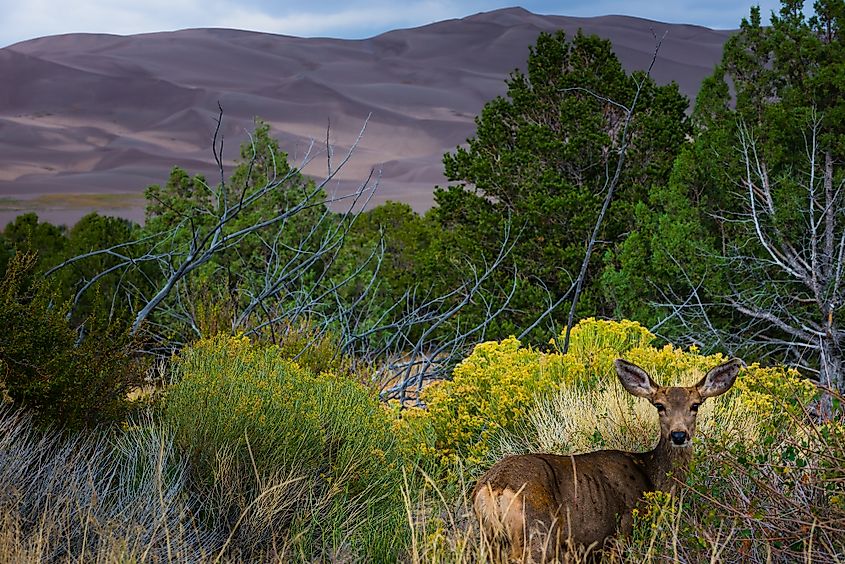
left=0, top=7, right=732, bottom=225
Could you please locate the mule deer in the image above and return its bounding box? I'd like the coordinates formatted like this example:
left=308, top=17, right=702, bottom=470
left=473, top=358, right=742, bottom=561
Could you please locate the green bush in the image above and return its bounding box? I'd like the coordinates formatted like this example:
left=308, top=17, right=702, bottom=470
left=0, top=253, right=143, bottom=428
left=264, top=318, right=354, bottom=379
left=164, top=334, right=407, bottom=561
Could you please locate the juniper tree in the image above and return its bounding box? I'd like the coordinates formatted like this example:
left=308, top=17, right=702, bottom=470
left=432, top=30, right=689, bottom=340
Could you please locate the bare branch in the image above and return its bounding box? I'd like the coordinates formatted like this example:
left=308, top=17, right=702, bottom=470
left=561, top=32, right=666, bottom=354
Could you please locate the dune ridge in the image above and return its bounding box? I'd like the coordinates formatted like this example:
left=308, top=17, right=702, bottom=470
left=0, top=7, right=732, bottom=225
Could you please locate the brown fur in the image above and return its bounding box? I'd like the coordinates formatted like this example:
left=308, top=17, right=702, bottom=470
left=472, top=358, right=742, bottom=562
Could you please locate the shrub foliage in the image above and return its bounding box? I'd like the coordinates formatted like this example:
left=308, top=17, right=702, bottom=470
left=0, top=253, right=143, bottom=428
left=164, top=334, right=407, bottom=560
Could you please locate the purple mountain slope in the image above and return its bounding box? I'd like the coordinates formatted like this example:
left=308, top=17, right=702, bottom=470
left=0, top=7, right=732, bottom=225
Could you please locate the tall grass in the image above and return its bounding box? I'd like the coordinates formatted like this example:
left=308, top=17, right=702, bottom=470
left=0, top=402, right=406, bottom=562
left=489, top=367, right=759, bottom=459
left=0, top=405, right=206, bottom=562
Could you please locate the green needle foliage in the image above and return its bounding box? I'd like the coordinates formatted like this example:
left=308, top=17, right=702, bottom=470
left=432, top=30, right=689, bottom=339
left=0, top=253, right=144, bottom=428
left=607, top=0, right=845, bottom=389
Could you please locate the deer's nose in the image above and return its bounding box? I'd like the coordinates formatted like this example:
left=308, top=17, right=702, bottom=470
left=670, top=431, right=688, bottom=445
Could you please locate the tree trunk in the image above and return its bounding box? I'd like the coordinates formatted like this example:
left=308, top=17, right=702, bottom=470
left=824, top=151, right=834, bottom=278
left=820, top=335, right=844, bottom=394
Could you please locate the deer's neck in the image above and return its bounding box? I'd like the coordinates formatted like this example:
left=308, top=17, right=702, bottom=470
left=641, top=437, right=692, bottom=493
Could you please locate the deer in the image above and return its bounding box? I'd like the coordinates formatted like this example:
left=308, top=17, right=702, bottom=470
left=472, top=358, right=742, bottom=562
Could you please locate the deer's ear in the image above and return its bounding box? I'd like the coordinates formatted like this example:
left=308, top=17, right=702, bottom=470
left=696, top=359, right=743, bottom=399
left=615, top=359, right=658, bottom=399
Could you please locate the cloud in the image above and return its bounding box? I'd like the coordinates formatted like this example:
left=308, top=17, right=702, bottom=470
left=0, top=0, right=471, bottom=45
left=221, top=2, right=461, bottom=38
left=1, top=0, right=207, bottom=45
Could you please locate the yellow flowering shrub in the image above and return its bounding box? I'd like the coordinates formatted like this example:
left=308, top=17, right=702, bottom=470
left=411, top=319, right=662, bottom=468
left=621, top=345, right=731, bottom=386
left=418, top=337, right=563, bottom=466
left=733, top=363, right=817, bottom=417
left=565, top=317, right=654, bottom=378
left=165, top=334, right=406, bottom=560
left=404, top=318, right=825, bottom=474
left=265, top=318, right=354, bottom=378
left=389, top=400, right=439, bottom=464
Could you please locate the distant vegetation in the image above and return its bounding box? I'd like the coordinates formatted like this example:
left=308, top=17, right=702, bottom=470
left=1, top=1, right=844, bottom=561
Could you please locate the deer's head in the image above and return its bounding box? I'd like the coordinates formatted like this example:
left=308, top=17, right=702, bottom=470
left=614, top=359, right=742, bottom=447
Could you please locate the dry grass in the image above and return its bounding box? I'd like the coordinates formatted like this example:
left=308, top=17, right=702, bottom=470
left=0, top=193, right=144, bottom=212
left=0, top=406, right=336, bottom=563
left=488, top=377, right=759, bottom=460
left=0, top=406, right=207, bottom=563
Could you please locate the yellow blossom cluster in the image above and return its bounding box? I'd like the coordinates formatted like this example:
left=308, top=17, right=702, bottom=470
left=399, top=318, right=823, bottom=471
left=419, top=336, right=566, bottom=466
left=733, top=363, right=817, bottom=416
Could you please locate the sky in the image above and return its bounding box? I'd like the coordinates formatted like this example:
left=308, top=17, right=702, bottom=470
left=1, top=0, right=787, bottom=48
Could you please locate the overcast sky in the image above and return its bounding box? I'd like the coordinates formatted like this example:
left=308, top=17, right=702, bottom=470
left=1, top=1, right=788, bottom=48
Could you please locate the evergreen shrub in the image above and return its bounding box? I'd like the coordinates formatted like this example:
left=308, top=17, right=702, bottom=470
left=0, top=253, right=143, bottom=428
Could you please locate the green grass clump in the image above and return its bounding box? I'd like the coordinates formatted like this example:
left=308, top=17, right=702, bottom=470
left=164, top=333, right=408, bottom=561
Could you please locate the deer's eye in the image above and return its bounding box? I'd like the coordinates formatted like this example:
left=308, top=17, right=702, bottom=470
left=654, top=403, right=665, bottom=413
left=691, top=403, right=701, bottom=412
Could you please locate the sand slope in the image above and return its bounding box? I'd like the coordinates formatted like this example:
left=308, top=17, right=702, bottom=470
left=0, top=7, right=732, bottom=225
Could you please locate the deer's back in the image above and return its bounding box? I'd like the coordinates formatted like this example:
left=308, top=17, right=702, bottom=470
left=473, top=451, right=653, bottom=552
